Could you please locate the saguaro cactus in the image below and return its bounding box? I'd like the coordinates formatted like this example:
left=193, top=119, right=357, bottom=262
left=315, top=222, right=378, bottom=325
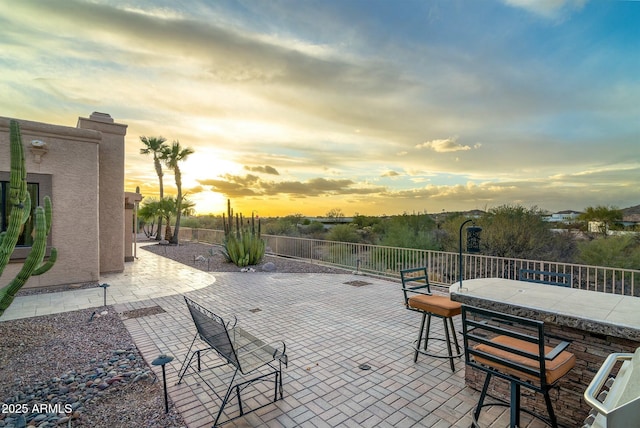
left=0, top=120, right=57, bottom=316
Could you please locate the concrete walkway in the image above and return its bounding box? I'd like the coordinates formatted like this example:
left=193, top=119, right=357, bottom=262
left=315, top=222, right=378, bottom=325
left=1, top=245, right=549, bottom=427
left=0, top=245, right=215, bottom=321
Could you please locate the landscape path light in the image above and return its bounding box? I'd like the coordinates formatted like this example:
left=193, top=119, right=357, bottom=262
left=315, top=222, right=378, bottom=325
left=98, top=283, right=110, bottom=307
left=152, top=354, right=174, bottom=413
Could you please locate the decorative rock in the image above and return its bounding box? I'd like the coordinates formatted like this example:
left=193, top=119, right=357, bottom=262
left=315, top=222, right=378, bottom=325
left=0, top=342, right=154, bottom=427
left=262, top=262, right=276, bottom=272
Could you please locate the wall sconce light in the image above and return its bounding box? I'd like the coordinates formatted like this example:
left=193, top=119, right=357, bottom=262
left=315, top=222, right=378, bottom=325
left=30, top=140, right=48, bottom=164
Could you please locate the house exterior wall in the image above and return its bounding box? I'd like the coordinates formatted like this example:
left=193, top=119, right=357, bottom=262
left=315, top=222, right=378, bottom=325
left=124, top=191, right=143, bottom=262
left=77, top=113, right=127, bottom=274
left=0, top=112, right=127, bottom=289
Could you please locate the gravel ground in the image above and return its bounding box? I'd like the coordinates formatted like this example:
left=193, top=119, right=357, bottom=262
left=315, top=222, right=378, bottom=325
left=0, top=309, right=184, bottom=428
left=1, top=240, right=349, bottom=428
left=141, top=241, right=352, bottom=274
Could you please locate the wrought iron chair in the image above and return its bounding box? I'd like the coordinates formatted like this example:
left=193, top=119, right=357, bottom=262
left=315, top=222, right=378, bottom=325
left=462, top=305, right=576, bottom=428
left=400, top=267, right=462, bottom=372
left=177, top=296, right=288, bottom=427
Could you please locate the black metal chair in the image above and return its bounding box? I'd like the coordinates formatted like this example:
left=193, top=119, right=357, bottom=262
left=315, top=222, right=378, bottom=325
left=177, top=296, right=288, bottom=427
left=400, top=267, right=462, bottom=372
left=462, top=305, right=576, bottom=428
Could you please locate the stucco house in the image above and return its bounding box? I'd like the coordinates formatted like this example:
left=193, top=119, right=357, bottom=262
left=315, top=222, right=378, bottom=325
left=0, top=112, right=140, bottom=289
left=544, top=210, right=582, bottom=223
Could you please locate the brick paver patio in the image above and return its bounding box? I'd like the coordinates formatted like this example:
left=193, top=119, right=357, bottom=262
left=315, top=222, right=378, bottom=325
left=2, top=245, right=551, bottom=427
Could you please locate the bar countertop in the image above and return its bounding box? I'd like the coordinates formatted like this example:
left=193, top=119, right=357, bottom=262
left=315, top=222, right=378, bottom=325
left=449, top=278, right=640, bottom=341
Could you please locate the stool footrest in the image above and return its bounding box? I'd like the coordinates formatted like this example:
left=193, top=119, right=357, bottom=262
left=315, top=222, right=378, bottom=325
left=413, top=338, right=463, bottom=359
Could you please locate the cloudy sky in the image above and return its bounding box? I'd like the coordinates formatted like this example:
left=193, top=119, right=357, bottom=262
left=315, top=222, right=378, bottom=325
left=1, top=0, right=638, bottom=216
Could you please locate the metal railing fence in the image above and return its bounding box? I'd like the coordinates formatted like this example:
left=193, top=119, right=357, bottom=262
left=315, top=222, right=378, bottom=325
left=178, top=227, right=639, bottom=296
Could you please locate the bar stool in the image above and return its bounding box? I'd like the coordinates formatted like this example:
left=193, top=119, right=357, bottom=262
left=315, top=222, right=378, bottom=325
left=400, top=267, right=462, bottom=372
left=462, top=305, right=576, bottom=428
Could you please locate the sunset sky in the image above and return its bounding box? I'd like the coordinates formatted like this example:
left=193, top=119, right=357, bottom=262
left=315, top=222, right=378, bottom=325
left=1, top=0, right=638, bottom=217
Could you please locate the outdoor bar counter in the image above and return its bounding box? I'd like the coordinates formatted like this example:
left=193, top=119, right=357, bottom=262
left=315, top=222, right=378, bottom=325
left=450, top=278, right=640, bottom=426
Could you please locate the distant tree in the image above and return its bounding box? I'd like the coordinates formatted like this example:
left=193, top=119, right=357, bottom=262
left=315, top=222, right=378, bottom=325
left=161, top=140, right=194, bottom=245
left=326, top=208, right=344, bottom=219
left=305, top=221, right=326, bottom=237
left=378, top=214, right=438, bottom=250
left=579, top=205, right=623, bottom=237
left=471, top=205, right=562, bottom=260
left=352, top=214, right=382, bottom=229
left=326, top=224, right=360, bottom=243
left=577, top=235, right=640, bottom=269
left=263, top=215, right=303, bottom=236
left=139, top=136, right=168, bottom=240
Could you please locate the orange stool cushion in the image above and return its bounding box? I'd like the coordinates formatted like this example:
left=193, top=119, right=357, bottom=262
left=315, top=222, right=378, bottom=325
left=474, top=335, right=576, bottom=384
left=408, top=295, right=462, bottom=318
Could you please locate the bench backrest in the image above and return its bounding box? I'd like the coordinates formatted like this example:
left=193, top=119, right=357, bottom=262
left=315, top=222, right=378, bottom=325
left=518, top=269, right=572, bottom=287
left=184, top=296, right=240, bottom=369
left=400, top=267, right=432, bottom=305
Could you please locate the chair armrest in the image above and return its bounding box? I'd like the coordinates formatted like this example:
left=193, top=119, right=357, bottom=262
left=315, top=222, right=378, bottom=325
left=545, top=340, right=571, bottom=360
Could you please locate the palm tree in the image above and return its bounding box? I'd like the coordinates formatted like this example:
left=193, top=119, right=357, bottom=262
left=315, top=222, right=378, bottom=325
left=161, top=140, right=194, bottom=244
left=137, top=199, right=160, bottom=238
left=139, top=136, right=168, bottom=240
left=180, top=197, right=196, bottom=217
left=157, top=197, right=177, bottom=242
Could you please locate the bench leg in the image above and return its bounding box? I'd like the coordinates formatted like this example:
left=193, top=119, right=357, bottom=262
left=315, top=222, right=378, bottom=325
left=214, top=368, right=239, bottom=427
left=177, top=334, right=199, bottom=384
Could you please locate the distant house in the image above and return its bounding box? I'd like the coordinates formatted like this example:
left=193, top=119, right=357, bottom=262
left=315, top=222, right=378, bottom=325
left=544, top=210, right=582, bottom=223
left=305, top=216, right=354, bottom=230
left=622, top=205, right=640, bottom=228
left=1, top=113, right=141, bottom=290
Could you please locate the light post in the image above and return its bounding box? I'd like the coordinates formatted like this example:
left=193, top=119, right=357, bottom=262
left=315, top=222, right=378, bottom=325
left=458, top=219, right=482, bottom=290
left=98, top=283, right=110, bottom=307
left=152, top=354, right=174, bottom=413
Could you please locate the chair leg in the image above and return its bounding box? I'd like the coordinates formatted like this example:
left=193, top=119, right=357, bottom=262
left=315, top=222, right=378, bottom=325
left=214, top=368, right=239, bottom=427
left=510, top=381, right=521, bottom=428
left=414, top=312, right=427, bottom=362
left=442, top=317, right=455, bottom=372
left=424, top=314, right=432, bottom=351
left=448, top=316, right=461, bottom=355
left=177, top=334, right=199, bottom=384
left=473, top=372, right=492, bottom=426
left=543, top=390, right=558, bottom=428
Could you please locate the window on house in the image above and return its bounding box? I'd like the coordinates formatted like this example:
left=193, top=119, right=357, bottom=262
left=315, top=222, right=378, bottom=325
left=0, top=181, right=39, bottom=246
left=0, top=172, right=52, bottom=259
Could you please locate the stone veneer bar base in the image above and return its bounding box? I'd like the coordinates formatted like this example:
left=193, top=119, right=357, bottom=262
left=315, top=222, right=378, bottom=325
left=464, top=320, right=639, bottom=426
left=451, top=278, right=640, bottom=427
